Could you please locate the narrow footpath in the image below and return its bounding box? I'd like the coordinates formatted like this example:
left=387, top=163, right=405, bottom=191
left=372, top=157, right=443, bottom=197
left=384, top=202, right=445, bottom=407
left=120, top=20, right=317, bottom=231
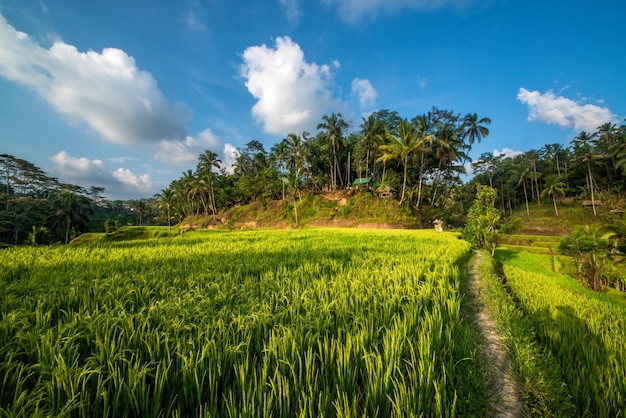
left=467, top=251, right=524, bottom=417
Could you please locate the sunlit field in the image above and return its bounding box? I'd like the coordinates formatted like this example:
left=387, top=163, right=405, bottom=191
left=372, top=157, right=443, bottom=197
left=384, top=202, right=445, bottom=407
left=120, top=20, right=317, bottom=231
left=0, top=229, right=487, bottom=417
left=495, top=250, right=626, bottom=417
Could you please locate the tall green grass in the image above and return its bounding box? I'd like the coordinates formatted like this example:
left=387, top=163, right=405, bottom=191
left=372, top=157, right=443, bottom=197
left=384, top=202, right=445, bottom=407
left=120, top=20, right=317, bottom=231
left=495, top=249, right=626, bottom=417
left=1, top=229, right=485, bottom=417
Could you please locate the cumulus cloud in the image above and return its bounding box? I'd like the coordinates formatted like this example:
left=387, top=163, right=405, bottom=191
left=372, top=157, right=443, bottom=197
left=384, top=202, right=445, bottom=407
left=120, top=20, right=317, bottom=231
left=321, top=0, right=473, bottom=23
left=240, top=36, right=341, bottom=135
left=493, top=148, right=523, bottom=159
left=49, top=151, right=155, bottom=199
left=155, top=128, right=238, bottom=174
left=0, top=14, right=191, bottom=145
left=280, top=0, right=301, bottom=24
left=351, top=78, right=377, bottom=108
left=517, top=88, right=616, bottom=133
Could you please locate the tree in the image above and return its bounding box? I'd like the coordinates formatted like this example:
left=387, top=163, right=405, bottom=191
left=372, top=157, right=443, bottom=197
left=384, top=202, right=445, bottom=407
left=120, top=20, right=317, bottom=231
left=541, top=174, right=566, bottom=216
left=270, top=140, right=289, bottom=200
left=462, top=185, right=502, bottom=255
left=49, top=191, right=92, bottom=245
left=317, top=113, right=349, bottom=190
left=359, top=114, right=386, bottom=177
left=461, top=113, right=491, bottom=163
left=157, top=189, right=174, bottom=233
left=377, top=120, right=432, bottom=205
left=571, top=131, right=602, bottom=216
left=559, top=225, right=613, bottom=291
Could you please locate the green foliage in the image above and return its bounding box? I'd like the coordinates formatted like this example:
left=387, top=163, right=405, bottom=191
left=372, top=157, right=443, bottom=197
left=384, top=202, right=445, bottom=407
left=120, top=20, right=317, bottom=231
left=558, top=225, right=612, bottom=291
left=462, top=185, right=502, bottom=254
left=0, top=229, right=489, bottom=416
left=103, top=218, right=119, bottom=234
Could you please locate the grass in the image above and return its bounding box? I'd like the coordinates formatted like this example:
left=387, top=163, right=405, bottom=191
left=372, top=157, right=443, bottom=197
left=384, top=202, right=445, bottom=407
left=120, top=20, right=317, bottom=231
left=184, top=191, right=418, bottom=229
left=70, top=226, right=177, bottom=245
left=0, top=228, right=488, bottom=417
left=492, top=249, right=626, bottom=416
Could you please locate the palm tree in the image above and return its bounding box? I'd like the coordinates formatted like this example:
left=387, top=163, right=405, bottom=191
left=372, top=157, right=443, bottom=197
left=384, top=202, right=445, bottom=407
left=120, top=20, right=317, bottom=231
left=508, top=163, right=531, bottom=216
left=317, top=113, right=348, bottom=190
left=525, top=150, right=542, bottom=204
left=157, top=189, right=174, bottom=233
left=411, top=114, right=434, bottom=208
left=271, top=140, right=289, bottom=200
left=571, top=131, right=602, bottom=216
left=49, top=191, right=91, bottom=245
left=461, top=113, right=491, bottom=163
left=541, top=174, right=566, bottom=216
left=359, top=114, right=385, bottom=177
left=431, top=122, right=466, bottom=205
left=284, top=132, right=306, bottom=225
left=377, top=120, right=431, bottom=205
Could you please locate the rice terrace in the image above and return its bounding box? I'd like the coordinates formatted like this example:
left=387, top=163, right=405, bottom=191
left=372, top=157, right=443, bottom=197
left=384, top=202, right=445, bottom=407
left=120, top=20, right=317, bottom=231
left=1, top=226, right=625, bottom=417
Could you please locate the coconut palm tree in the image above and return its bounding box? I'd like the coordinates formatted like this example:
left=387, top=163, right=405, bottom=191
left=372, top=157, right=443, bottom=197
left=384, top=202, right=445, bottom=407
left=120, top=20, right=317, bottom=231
left=157, top=188, right=174, bottom=233
left=270, top=139, right=289, bottom=200
left=571, top=131, right=602, bottom=216
left=359, top=114, right=385, bottom=177
left=461, top=113, right=491, bottom=164
left=377, top=120, right=432, bottom=205
left=317, top=113, right=349, bottom=190
left=541, top=174, right=566, bottom=216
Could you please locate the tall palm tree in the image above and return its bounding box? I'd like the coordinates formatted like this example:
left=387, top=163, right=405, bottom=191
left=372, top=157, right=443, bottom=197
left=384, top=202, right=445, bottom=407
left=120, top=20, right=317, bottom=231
left=157, top=188, right=174, bottom=233
left=317, top=113, right=348, bottom=190
left=359, top=114, right=385, bottom=177
left=270, top=139, right=289, bottom=200
left=508, top=163, right=531, bottom=216
left=571, top=131, right=602, bottom=216
left=377, top=120, right=431, bottom=205
left=284, top=132, right=306, bottom=225
left=431, top=122, right=466, bottom=205
left=411, top=114, right=434, bottom=208
left=461, top=113, right=491, bottom=163
left=541, top=174, right=566, bottom=216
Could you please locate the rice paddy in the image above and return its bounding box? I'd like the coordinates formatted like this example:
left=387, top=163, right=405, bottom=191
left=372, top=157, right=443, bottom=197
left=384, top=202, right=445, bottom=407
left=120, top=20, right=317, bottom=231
left=0, top=228, right=486, bottom=417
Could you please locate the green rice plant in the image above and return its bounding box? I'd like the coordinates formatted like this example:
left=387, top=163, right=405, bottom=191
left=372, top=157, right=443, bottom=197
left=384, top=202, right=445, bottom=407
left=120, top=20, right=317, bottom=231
left=1, top=228, right=486, bottom=417
left=495, top=250, right=626, bottom=417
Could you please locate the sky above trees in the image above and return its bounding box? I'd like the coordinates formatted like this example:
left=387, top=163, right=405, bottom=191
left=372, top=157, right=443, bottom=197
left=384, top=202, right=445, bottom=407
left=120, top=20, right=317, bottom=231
left=1, top=0, right=624, bottom=199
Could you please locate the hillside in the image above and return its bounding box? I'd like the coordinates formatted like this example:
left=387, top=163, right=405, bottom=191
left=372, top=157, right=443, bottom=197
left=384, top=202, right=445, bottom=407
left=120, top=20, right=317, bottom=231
left=179, top=190, right=423, bottom=230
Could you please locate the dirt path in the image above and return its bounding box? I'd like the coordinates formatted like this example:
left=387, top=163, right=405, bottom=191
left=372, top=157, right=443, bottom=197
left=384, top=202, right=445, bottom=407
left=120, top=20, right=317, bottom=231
left=467, top=251, right=524, bottom=417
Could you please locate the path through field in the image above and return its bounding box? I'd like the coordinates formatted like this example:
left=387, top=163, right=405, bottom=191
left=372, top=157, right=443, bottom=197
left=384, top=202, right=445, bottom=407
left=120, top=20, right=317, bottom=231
left=468, top=251, right=524, bottom=417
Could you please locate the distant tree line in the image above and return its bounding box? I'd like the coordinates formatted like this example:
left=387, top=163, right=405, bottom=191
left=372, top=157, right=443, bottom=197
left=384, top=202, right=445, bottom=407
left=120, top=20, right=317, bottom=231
left=159, top=107, right=492, bottom=227
left=0, top=154, right=152, bottom=246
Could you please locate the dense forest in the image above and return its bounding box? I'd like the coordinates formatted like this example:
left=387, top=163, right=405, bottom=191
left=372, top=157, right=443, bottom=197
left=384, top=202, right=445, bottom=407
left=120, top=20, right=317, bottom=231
left=2, top=107, right=626, bottom=248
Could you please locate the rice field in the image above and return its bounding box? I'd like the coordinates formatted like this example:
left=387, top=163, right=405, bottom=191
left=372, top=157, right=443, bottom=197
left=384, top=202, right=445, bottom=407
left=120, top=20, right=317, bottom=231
left=495, top=250, right=626, bottom=417
left=0, top=229, right=486, bottom=417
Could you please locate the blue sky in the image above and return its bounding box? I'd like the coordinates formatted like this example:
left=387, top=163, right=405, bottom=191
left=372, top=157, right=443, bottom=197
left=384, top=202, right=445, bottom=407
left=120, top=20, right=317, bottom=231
left=1, top=0, right=624, bottom=199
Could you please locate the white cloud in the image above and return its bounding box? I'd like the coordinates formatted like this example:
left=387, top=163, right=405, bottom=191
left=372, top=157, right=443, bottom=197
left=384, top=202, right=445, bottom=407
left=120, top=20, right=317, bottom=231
left=0, top=14, right=191, bottom=145
left=222, top=144, right=240, bottom=174
left=351, top=78, right=377, bottom=108
left=240, top=36, right=341, bottom=135
left=49, top=151, right=155, bottom=199
left=517, top=88, right=616, bottom=133
left=112, top=168, right=153, bottom=191
left=321, top=0, right=473, bottom=23
left=154, top=128, right=238, bottom=175
left=493, top=148, right=523, bottom=158
left=279, top=0, right=301, bottom=24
